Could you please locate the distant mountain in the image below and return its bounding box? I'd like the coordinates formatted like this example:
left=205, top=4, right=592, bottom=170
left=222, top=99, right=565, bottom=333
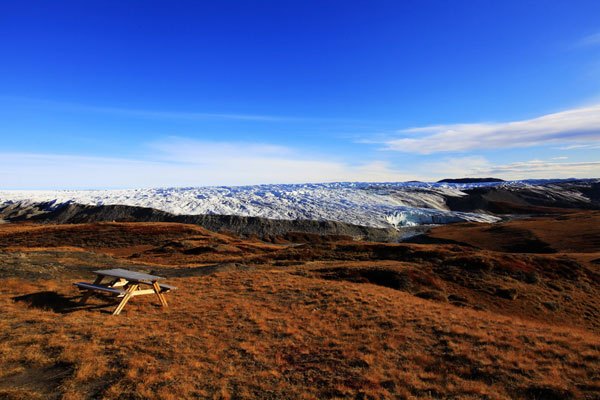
left=438, top=177, right=505, bottom=183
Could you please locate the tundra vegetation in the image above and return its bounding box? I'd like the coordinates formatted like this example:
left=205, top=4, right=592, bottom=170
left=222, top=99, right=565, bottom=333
left=1, top=211, right=599, bottom=399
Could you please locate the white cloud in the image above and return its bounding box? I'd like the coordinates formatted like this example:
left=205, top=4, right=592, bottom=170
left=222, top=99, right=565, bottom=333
left=2, top=145, right=596, bottom=190
left=385, top=105, right=600, bottom=154
left=552, top=156, right=568, bottom=160
left=0, top=139, right=417, bottom=189
left=422, top=156, right=600, bottom=180
left=478, top=160, right=600, bottom=179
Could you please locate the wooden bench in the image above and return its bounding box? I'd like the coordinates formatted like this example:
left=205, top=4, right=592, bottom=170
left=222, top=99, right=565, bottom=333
left=74, top=282, right=127, bottom=296
left=156, top=283, right=177, bottom=293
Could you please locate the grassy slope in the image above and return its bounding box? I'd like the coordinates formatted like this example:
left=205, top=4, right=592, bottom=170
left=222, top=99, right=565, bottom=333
left=0, top=216, right=599, bottom=399
left=423, top=211, right=600, bottom=254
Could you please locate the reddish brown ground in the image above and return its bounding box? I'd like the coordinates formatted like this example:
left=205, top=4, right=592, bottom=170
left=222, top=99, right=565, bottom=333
left=0, top=213, right=599, bottom=399
left=424, top=211, right=600, bottom=254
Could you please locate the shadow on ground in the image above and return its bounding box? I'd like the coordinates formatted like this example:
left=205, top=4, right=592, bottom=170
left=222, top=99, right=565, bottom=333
left=12, top=291, right=116, bottom=314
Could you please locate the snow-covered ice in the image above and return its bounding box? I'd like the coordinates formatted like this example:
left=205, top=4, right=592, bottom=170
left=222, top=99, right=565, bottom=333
left=0, top=180, right=587, bottom=229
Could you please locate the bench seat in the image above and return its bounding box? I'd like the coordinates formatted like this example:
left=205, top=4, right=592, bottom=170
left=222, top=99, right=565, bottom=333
left=158, top=283, right=177, bottom=292
left=73, top=282, right=127, bottom=295
left=137, top=281, right=177, bottom=292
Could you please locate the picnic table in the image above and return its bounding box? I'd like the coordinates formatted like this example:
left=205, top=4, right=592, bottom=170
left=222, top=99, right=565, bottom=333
left=74, top=268, right=176, bottom=315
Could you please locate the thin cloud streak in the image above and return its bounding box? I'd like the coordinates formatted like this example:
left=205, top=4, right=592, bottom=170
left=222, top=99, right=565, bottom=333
left=147, top=137, right=294, bottom=163
left=82, top=105, right=292, bottom=122
left=556, top=143, right=600, bottom=150
left=385, top=105, right=600, bottom=154
left=577, top=32, right=600, bottom=47
left=0, top=95, right=360, bottom=123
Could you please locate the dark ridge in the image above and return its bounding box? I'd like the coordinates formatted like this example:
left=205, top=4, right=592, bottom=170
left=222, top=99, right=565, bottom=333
left=438, top=177, right=504, bottom=183
left=0, top=202, right=404, bottom=242
left=445, top=181, right=600, bottom=214
left=579, top=181, right=600, bottom=202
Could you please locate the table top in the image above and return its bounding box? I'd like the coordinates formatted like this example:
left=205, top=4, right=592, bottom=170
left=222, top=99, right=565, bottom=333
left=93, top=268, right=165, bottom=282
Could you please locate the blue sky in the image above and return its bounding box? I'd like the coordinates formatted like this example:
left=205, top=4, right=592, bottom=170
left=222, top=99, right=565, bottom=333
left=1, top=1, right=600, bottom=189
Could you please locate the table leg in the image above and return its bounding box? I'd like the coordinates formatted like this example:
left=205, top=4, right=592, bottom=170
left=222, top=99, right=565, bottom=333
left=109, top=278, right=128, bottom=288
left=79, top=275, right=104, bottom=305
left=152, top=281, right=168, bottom=307
left=112, top=284, right=139, bottom=315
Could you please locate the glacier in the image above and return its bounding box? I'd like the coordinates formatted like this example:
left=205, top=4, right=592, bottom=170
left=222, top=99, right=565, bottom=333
left=0, top=179, right=589, bottom=229
left=384, top=208, right=493, bottom=228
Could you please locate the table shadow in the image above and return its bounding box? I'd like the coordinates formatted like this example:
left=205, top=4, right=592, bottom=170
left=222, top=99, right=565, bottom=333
left=12, top=291, right=118, bottom=314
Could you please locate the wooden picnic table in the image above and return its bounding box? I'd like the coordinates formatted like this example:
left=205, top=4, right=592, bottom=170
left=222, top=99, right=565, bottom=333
left=74, top=268, right=176, bottom=315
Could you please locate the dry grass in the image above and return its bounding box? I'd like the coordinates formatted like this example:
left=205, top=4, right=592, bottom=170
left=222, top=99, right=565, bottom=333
left=1, top=218, right=599, bottom=399
left=1, top=272, right=599, bottom=399
left=425, top=211, right=600, bottom=254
